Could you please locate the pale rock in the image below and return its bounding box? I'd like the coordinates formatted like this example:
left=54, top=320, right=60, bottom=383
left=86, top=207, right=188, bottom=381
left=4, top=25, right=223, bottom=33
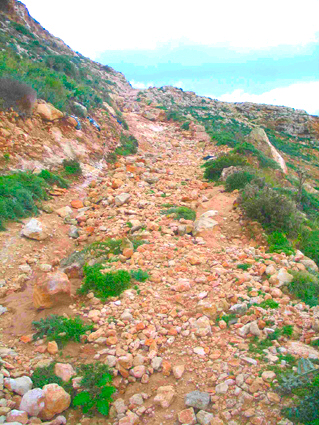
left=19, top=388, right=45, bottom=417
left=300, top=258, right=318, bottom=272
left=33, top=272, right=71, bottom=309
left=262, top=371, right=276, bottom=382
left=55, top=207, right=73, bottom=218
left=5, top=410, right=28, bottom=424
left=173, top=365, right=185, bottom=379
left=4, top=376, right=32, bottom=396
left=151, top=357, right=163, bottom=370
left=197, top=410, right=215, bottom=425
left=129, top=394, right=143, bottom=407
left=193, top=210, right=218, bottom=235
left=185, top=391, right=210, bottom=410
left=21, top=219, right=49, bottom=241
left=118, top=411, right=139, bottom=425
left=154, top=386, right=176, bottom=408
left=40, top=384, right=71, bottom=420
left=115, top=193, right=131, bottom=206
left=47, top=341, right=58, bottom=355
left=178, top=407, right=196, bottom=425
left=215, top=382, right=228, bottom=394
left=277, top=269, right=293, bottom=285
left=189, top=315, right=211, bottom=337
left=113, top=398, right=127, bottom=414
left=54, top=364, right=76, bottom=382
left=130, top=365, right=146, bottom=379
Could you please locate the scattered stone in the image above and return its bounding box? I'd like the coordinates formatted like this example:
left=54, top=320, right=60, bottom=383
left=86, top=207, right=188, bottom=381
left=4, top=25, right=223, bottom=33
left=185, top=391, right=210, bottom=410
left=21, top=219, right=49, bottom=241
left=154, top=386, right=176, bottom=408
left=4, top=376, right=32, bottom=396
left=178, top=407, right=196, bottom=425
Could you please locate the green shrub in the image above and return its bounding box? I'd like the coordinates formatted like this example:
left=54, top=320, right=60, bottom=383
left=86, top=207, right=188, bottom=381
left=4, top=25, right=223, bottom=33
left=79, top=264, right=131, bottom=300
left=37, top=170, right=69, bottom=189
left=225, top=171, right=255, bottom=192
left=32, top=315, right=93, bottom=347
left=240, top=184, right=302, bottom=235
left=161, top=206, right=196, bottom=221
left=32, top=362, right=73, bottom=393
left=181, top=121, right=190, bottom=130
left=259, top=299, right=279, bottom=309
left=288, top=271, right=319, bottom=307
left=73, top=363, right=115, bottom=416
left=130, top=269, right=149, bottom=282
left=106, top=152, right=117, bottom=164
left=115, top=133, right=138, bottom=156
left=0, top=171, right=49, bottom=230
left=62, top=159, right=82, bottom=176
left=82, top=238, right=146, bottom=263
left=237, top=263, right=251, bottom=271
left=299, top=229, right=319, bottom=266
left=282, top=325, right=294, bottom=337
left=202, top=153, right=248, bottom=181
left=267, top=231, right=295, bottom=255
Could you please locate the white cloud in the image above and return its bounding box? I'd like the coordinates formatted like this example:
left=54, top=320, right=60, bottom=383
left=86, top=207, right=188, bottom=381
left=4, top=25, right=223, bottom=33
left=216, top=81, right=319, bottom=115
left=23, top=0, right=319, bottom=59
left=130, top=80, right=154, bottom=89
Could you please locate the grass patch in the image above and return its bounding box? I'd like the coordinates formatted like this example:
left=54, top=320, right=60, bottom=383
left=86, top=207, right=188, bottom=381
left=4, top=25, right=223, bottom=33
left=79, top=264, right=131, bottom=300
left=32, top=315, right=93, bottom=347
left=37, top=169, right=69, bottom=189
left=115, top=133, right=138, bottom=156
left=267, top=231, right=295, bottom=256
left=161, top=206, right=196, bottom=221
left=237, top=263, right=251, bottom=271
left=259, top=299, right=279, bottom=309
left=288, top=271, right=319, bottom=307
left=215, top=313, right=237, bottom=326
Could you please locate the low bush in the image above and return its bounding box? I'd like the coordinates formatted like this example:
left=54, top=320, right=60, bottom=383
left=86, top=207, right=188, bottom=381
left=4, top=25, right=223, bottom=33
left=82, top=238, right=146, bottom=262
left=299, top=229, right=319, bottom=266
left=0, top=171, right=49, bottom=230
left=161, top=206, right=196, bottom=221
left=202, top=153, right=248, bottom=181
left=106, top=152, right=117, bottom=164
left=181, top=121, right=190, bottom=130
left=225, top=171, right=255, bottom=192
left=259, top=299, right=279, bottom=309
left=234, top=142, right=280, bottom=169
left=130, top=269, right=149, bottom=282
left=237, top=263, right=251, bottom=270
left=79, top=264, right=131, bottom=300
left=32, top=315, right=93, bottom=347
left=288, top=271, right=319, bottom=307
left=62, top=159, right=82, bottom=176
left=115, top=133, right=138, bottom=156
left=37, top=169, right=69, bottom=189
left=240, top=184, right=302, bottom=235
left=267, top=231, right=295, bottom=256
left=73, top=363, right=115, bottom=416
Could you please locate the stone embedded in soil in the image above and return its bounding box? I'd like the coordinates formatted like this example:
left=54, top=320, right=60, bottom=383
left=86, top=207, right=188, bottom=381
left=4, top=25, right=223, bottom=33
left=185, top=391, right=211, bottom=410
left=154, top=385, right=176, bottom=408
left=6, top=409, right=29, bottom=424
left=54, top=363, right=76, bottom=382
left=4, top=376, right=32, bottom=396
left=33, top=271, right=71, bottom=309
left=178, top=407, right=197, bottom=425
left=196, top=410, right=215, bottom=425
left=21, top=218, right=49, bottom=241
left=19, top=388, right=45, bottom=417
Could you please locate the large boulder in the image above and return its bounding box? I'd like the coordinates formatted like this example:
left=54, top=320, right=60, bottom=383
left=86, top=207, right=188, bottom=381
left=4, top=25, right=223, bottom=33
left=40, top=384, right=71, bottom=420
left=33, top=272, right=71, bottom=309
left=36, top=102, right=63, bottom=121
left=247, top=127, right=287, bottom=173
left=193, top=210, right=218, bottom=235
left=21, top=218, right=49, bottom=241
left=4, top=376, right=32, bottom=395
left=20, top=388, right=45, bottom=417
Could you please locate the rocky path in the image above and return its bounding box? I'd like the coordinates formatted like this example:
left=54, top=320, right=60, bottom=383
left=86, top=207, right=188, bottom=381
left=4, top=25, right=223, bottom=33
left=0, top=114, right=318, bottom=425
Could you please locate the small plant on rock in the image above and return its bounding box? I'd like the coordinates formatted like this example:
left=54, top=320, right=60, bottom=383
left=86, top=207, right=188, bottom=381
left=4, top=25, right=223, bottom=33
left=161, top=206, right=196, bottom=221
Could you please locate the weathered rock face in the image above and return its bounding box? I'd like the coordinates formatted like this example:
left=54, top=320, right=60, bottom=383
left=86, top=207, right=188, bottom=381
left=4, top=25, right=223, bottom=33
left=21, top=218, right=49, bottom=241
left=33, top=271, right=71, bottom=309
left=39, top=384, right=71, bottom=420
left=247, top=127, right=287, bottom=173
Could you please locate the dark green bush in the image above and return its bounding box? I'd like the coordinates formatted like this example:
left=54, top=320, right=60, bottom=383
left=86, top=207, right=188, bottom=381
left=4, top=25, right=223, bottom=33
left=237, top=263, right=251, bottom=271
left=161, top=206, right=196, bottom=221
left=299, top=229, right=319, bottom=266
left=115, top=133, right=138, bottom=156
left=62, top=159, right=82, bottom=176
left=181, top=121, right=190, bottom=130
left=32, top=315, right=93, bottom=347
left=73, top=363, right=115, bottom=416
left=267, top=231, right=295, bottom=255
left=0, top=171, right=49, bottom=230
left=225, top=171, right=255, bottom=192
left=288, top=271, right=319, bottom=307
left=202, top=153, right=248, bottom=181
left=240, top=184, right=302, bottom=235
left=79, top=264, right=131, bottom=300
left=37, top=169, right=69, bottom=189
left=130, top=269, right=149, bottom=282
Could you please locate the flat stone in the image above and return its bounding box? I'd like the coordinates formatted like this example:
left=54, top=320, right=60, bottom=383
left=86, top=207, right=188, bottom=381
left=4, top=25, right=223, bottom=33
left=185, top=391, right=210, bottom=410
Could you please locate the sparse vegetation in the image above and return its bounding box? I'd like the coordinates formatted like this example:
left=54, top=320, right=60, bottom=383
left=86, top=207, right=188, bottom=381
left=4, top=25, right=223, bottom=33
left=62, top=159, right=82, bottom=176
left=37, top=169, right=69, bottom=189
left=267, top=231, right=295, bottom=255
left=73, top=363, right=115, bottom=416
left=225, top=171, right=255, bottom=192
left=32, top=362, right=73, bottom=393
left=115, top=133, right=138, bottom=156
left=79, top=264, right=131, bottom=300
left=0, top=77, right=36, bottom=116
left=259, top=299, right=279, bottom=309
left=32, top=315, right=93, bottom=347
left=202, top=153, right=249, bottom=181
left=161, top=206, right=196, bottom=221
left=130, top=269, right=149, bottom=282
left=287, top=271, right=319, bottom=307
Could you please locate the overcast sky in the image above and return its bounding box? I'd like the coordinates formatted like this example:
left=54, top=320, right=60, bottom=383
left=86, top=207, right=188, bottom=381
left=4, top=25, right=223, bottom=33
left=22, top=0, right=319, bottom=115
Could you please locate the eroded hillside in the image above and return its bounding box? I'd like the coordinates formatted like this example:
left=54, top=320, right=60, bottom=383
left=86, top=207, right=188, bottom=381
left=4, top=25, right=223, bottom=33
left=0, top=2, right=319, bottom=425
